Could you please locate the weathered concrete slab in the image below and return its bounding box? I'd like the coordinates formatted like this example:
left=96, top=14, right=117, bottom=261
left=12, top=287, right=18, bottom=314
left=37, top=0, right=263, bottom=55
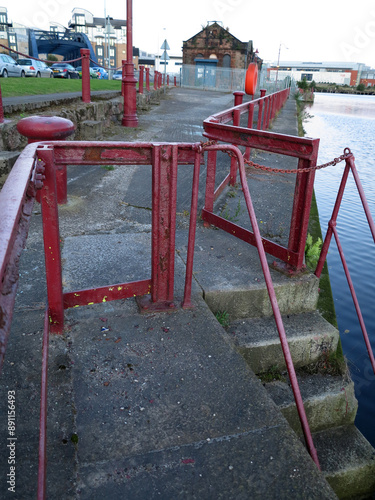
left=266, top=374, right=357, bottom=433
left=227, top=311, right=339, bottom=372
left=314, top=425, right=375, bottom=499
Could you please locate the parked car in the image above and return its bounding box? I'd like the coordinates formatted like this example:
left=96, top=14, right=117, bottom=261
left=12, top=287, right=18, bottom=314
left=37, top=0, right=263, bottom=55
left=0, top=54, right=25, bottom=77
left=91, top=66, right=108, bottom=79
left=17, top=58, right=53, bottom=78
left=112, top=69, right=123, bottom=80
left=50, top=63, right=80, bottom=79
left=76, top=66, right=99, bottom=79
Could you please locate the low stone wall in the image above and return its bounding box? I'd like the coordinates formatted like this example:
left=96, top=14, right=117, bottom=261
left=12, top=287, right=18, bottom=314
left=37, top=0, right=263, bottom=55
left=0, top=88, right=165, bottom=185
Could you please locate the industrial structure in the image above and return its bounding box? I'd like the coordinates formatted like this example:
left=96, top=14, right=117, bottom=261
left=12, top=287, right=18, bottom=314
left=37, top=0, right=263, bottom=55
left=267, top=61, right=375, bottom=87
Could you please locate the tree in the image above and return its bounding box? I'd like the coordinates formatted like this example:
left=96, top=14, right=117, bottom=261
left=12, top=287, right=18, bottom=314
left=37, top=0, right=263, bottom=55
left=297, top=78, right=309, bottom=91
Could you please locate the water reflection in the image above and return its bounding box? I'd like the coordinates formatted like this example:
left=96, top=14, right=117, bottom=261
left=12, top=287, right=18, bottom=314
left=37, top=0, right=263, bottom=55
left=303, top=93, right=375, bottom=447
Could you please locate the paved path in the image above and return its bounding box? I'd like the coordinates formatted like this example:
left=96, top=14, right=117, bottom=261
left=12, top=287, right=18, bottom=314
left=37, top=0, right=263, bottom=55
left=0, top=88, right=337, bottom=499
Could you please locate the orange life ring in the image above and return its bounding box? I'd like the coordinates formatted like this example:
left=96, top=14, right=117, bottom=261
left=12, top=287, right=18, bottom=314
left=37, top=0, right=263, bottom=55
left=245, top=62, right=258, bottom=95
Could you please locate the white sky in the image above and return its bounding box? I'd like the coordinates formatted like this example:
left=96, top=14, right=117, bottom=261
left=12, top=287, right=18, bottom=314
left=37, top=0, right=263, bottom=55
left=3, top=0, right=375, bottom=67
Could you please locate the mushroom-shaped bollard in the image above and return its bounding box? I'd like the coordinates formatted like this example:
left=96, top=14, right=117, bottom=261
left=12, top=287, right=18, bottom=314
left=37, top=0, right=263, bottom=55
left=17, top=116, right=75, bottom=204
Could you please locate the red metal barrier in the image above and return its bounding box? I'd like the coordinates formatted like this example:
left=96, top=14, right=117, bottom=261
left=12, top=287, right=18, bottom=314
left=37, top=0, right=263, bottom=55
left=146, top=67, right=150, bottom=91
left=80, top=48, right=91, bottom=103
left=0, top=82, right=4, bottom=124
left=315, top=150, right=375, bottom=375
left=202, top=88, right=319, bottom=272
left=139, top=65, right=144, bottom=94
left=0, top=137, right=323, bottom=497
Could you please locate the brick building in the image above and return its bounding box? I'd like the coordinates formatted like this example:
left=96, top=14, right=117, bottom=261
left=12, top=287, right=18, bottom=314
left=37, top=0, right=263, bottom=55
left=182, top=22, right=257, bottom=70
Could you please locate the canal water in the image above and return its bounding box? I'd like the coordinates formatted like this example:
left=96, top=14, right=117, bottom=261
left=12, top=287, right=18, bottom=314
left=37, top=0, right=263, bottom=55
left=303, top=93, right=375, bottom=447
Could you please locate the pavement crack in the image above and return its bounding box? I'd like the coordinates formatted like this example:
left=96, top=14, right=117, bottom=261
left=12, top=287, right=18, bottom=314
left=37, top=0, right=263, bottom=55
left=119, top=201, right=152, bottom=211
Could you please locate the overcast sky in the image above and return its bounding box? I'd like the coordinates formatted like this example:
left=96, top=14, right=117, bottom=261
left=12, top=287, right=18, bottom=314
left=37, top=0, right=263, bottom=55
left=3, top=0, right=375, bottom=67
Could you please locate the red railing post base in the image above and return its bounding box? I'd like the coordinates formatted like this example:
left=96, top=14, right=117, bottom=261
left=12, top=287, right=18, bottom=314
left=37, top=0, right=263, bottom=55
left=136, top=295, right=176, bottom=313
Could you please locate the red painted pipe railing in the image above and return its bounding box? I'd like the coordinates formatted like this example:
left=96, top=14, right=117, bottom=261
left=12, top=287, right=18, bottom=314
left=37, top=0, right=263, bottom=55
left=315, top=150, right=375, bottom=375
left=0, top=139, right=321, bottom=497
left=203, top=88, right=319, bottom=272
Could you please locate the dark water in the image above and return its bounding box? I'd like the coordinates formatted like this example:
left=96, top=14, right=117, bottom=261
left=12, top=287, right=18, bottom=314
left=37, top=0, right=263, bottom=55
left=303, top=93, right=375, bottom=447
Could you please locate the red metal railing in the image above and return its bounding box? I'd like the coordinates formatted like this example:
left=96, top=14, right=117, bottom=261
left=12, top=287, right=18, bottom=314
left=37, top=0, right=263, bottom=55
left=0, top=137, right=321, bottom=498
left=0, top=43, right=176, bottom=124
left=315, top=150, right=375, bottom=375
left=203, top=88, right=319, bottom=272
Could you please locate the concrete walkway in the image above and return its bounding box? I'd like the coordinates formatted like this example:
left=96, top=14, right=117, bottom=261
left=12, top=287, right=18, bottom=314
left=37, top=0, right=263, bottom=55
left=0, top=89, right=338, bottom=499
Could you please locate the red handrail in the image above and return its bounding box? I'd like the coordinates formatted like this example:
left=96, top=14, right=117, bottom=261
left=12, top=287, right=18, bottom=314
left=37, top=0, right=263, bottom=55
left=315, top=151, right=375, bottom=375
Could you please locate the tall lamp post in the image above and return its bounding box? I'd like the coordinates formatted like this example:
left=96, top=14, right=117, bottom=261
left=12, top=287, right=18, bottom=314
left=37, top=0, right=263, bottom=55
left=275, top=42, right=288, bottom=90
left=122, top=0, right=138, bottom=127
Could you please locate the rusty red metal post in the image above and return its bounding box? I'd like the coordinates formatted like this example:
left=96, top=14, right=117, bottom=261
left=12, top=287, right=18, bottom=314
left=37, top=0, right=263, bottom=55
left=16, top=116, right=75, bottom=205
left=233, top=90, right=245, bottom=106
left=138, top=65, right=144, bottom=94
left=122, top=0, right=138, bottom=127
left=0, top=81, right=4, bottom=124
left=37, top=145, right=65, bottom=334
left=121, top=60, right=125, bottom=96
left=145, top=67, right=150, bottom=91
left=80, top=48, right=91, bottom=103
left=137, top=144, right=178, bottom=311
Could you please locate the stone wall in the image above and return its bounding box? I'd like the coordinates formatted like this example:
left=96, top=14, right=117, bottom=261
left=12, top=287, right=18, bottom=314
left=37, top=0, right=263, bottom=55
left=0, top=89, right=164, bottom=185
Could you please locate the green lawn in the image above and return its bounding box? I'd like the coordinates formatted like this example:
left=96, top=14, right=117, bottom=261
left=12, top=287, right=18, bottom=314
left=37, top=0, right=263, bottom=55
left=0, top=78, right=122, bottom=97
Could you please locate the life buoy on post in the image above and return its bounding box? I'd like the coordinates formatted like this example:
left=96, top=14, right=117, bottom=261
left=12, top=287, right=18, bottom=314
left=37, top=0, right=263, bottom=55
left=245, top=62, right=258, bottom=95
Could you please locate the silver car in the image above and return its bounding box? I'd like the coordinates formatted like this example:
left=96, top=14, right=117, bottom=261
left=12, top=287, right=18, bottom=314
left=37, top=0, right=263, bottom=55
left=0, top=54, right=25, bottom=77
left=17, top=58, right=53, bottom=78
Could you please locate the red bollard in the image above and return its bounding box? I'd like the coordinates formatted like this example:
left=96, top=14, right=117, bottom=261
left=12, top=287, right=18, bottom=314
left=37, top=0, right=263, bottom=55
left=145, top=67, right=150, bottom=92
left=80, top=48, right=91, bottom=103
left=167, top=74, right=169, bottom=86
left=139, top=65, right=144, bottom=94
left=121, top=62, right=125, bottom=96
left=260, top=88, right=266, bottom=97
left=0, top=81, right=3, bottom=124
left=122, top=60, right=139, bottom=127
left=233, top=90, right=245, bottom=106
left=174, top=76, right=177, bottom=87
left=154, top=71, right=157, bottom=90
left=17, top=116, right=75, bottom=204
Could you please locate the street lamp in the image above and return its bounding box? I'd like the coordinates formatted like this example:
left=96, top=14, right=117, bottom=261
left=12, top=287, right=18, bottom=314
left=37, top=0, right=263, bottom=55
left=275, top=42, right=288, bottom=90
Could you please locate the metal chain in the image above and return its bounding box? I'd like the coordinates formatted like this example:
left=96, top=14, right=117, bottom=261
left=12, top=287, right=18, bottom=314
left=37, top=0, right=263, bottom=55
left=200, top=140, right=352, bottom=174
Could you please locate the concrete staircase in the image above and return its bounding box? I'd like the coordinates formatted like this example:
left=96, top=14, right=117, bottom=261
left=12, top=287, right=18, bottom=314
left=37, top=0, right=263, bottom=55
left=224, top=306, right=375, bottom=499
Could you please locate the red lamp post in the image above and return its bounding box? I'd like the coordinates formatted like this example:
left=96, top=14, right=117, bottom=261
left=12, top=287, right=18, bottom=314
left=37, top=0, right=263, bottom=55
left=122, top=0, right=138, bottom=127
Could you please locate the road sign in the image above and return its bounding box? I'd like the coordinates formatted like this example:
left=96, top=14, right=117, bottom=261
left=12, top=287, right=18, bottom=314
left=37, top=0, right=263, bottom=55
left=161, top=50, right=170, bottom=61
left=161, top=39, right=170, bottom=51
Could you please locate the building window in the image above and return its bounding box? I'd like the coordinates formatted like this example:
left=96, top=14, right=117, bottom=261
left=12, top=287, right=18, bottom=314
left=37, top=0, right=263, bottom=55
left=0, top=13, right=7, bottom=31
left=97, top=46, right=103, bottom=56
left=96, top=37, right=103, bottom=46
left=75, top=14, right=85, bottom=26
left=76, top=25, right=85, bottom=33
left=109, top=48, right=115, bottom=57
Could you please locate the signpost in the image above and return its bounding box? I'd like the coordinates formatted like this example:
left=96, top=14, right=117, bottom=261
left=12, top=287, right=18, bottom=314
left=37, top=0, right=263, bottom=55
left=161, top=39, right=170, bottom=94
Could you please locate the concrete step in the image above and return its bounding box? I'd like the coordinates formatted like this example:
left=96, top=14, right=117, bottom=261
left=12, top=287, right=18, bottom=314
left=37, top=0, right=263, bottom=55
left=176, top=227, right=320, bottom=320
left=264, top=373, right=357, bottom=434
left=227, top=311, right=340, bottom=373
left=313, top=425, right=375, bottom=500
